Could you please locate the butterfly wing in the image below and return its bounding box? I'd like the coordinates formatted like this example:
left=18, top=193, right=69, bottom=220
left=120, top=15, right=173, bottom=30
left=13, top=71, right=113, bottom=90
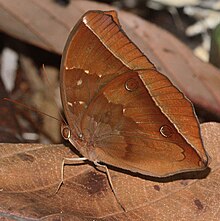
left=61, top=10, right=145, bottom=152
left=60, top=11, right=209, bottom=176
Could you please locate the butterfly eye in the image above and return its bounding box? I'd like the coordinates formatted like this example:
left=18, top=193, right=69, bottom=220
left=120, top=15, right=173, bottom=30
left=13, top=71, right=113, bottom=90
left=159, top=125, right=173, bottom=138
left=125, top=78, right=139, bottom=92
left=62, top=126, right=71, bottom=140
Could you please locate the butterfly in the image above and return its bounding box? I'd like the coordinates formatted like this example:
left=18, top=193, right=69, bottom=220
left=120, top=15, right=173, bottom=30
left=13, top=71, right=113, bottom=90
left=59, top=10, right=209, bottom=181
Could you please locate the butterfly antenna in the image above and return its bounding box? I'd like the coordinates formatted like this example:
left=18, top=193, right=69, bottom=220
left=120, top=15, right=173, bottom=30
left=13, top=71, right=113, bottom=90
left=41, top=64, right=68, bottom=126
left=3, top=98, right=62, bottom=122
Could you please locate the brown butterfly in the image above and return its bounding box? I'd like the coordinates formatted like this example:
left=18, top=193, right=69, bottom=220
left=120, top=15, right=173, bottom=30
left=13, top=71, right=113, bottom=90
left=60, top=10, right=209, bottom=181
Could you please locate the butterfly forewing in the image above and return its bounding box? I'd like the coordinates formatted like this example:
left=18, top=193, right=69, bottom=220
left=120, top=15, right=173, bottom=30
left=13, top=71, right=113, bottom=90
left=60, top=10, right=209, bottom=177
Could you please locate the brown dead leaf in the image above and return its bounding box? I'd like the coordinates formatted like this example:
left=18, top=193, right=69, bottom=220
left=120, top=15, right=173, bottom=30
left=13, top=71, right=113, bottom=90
left=0, top=122, right=219, bottom=220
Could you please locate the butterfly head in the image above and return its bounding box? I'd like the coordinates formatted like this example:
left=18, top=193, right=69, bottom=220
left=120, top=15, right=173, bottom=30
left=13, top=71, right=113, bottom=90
left=61, top=123, right=71, bottom=140
left=60, top=122, right=97, bottom=161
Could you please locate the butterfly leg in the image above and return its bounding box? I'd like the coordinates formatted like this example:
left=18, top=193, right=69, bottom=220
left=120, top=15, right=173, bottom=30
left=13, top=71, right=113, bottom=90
left=56, top=157, right=87, bottom=193
left=94, top=160, right=126, bottom=212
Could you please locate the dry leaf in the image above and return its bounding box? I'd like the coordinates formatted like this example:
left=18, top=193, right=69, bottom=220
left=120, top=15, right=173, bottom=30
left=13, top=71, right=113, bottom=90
left=0, top=122, right=219, bottom=220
